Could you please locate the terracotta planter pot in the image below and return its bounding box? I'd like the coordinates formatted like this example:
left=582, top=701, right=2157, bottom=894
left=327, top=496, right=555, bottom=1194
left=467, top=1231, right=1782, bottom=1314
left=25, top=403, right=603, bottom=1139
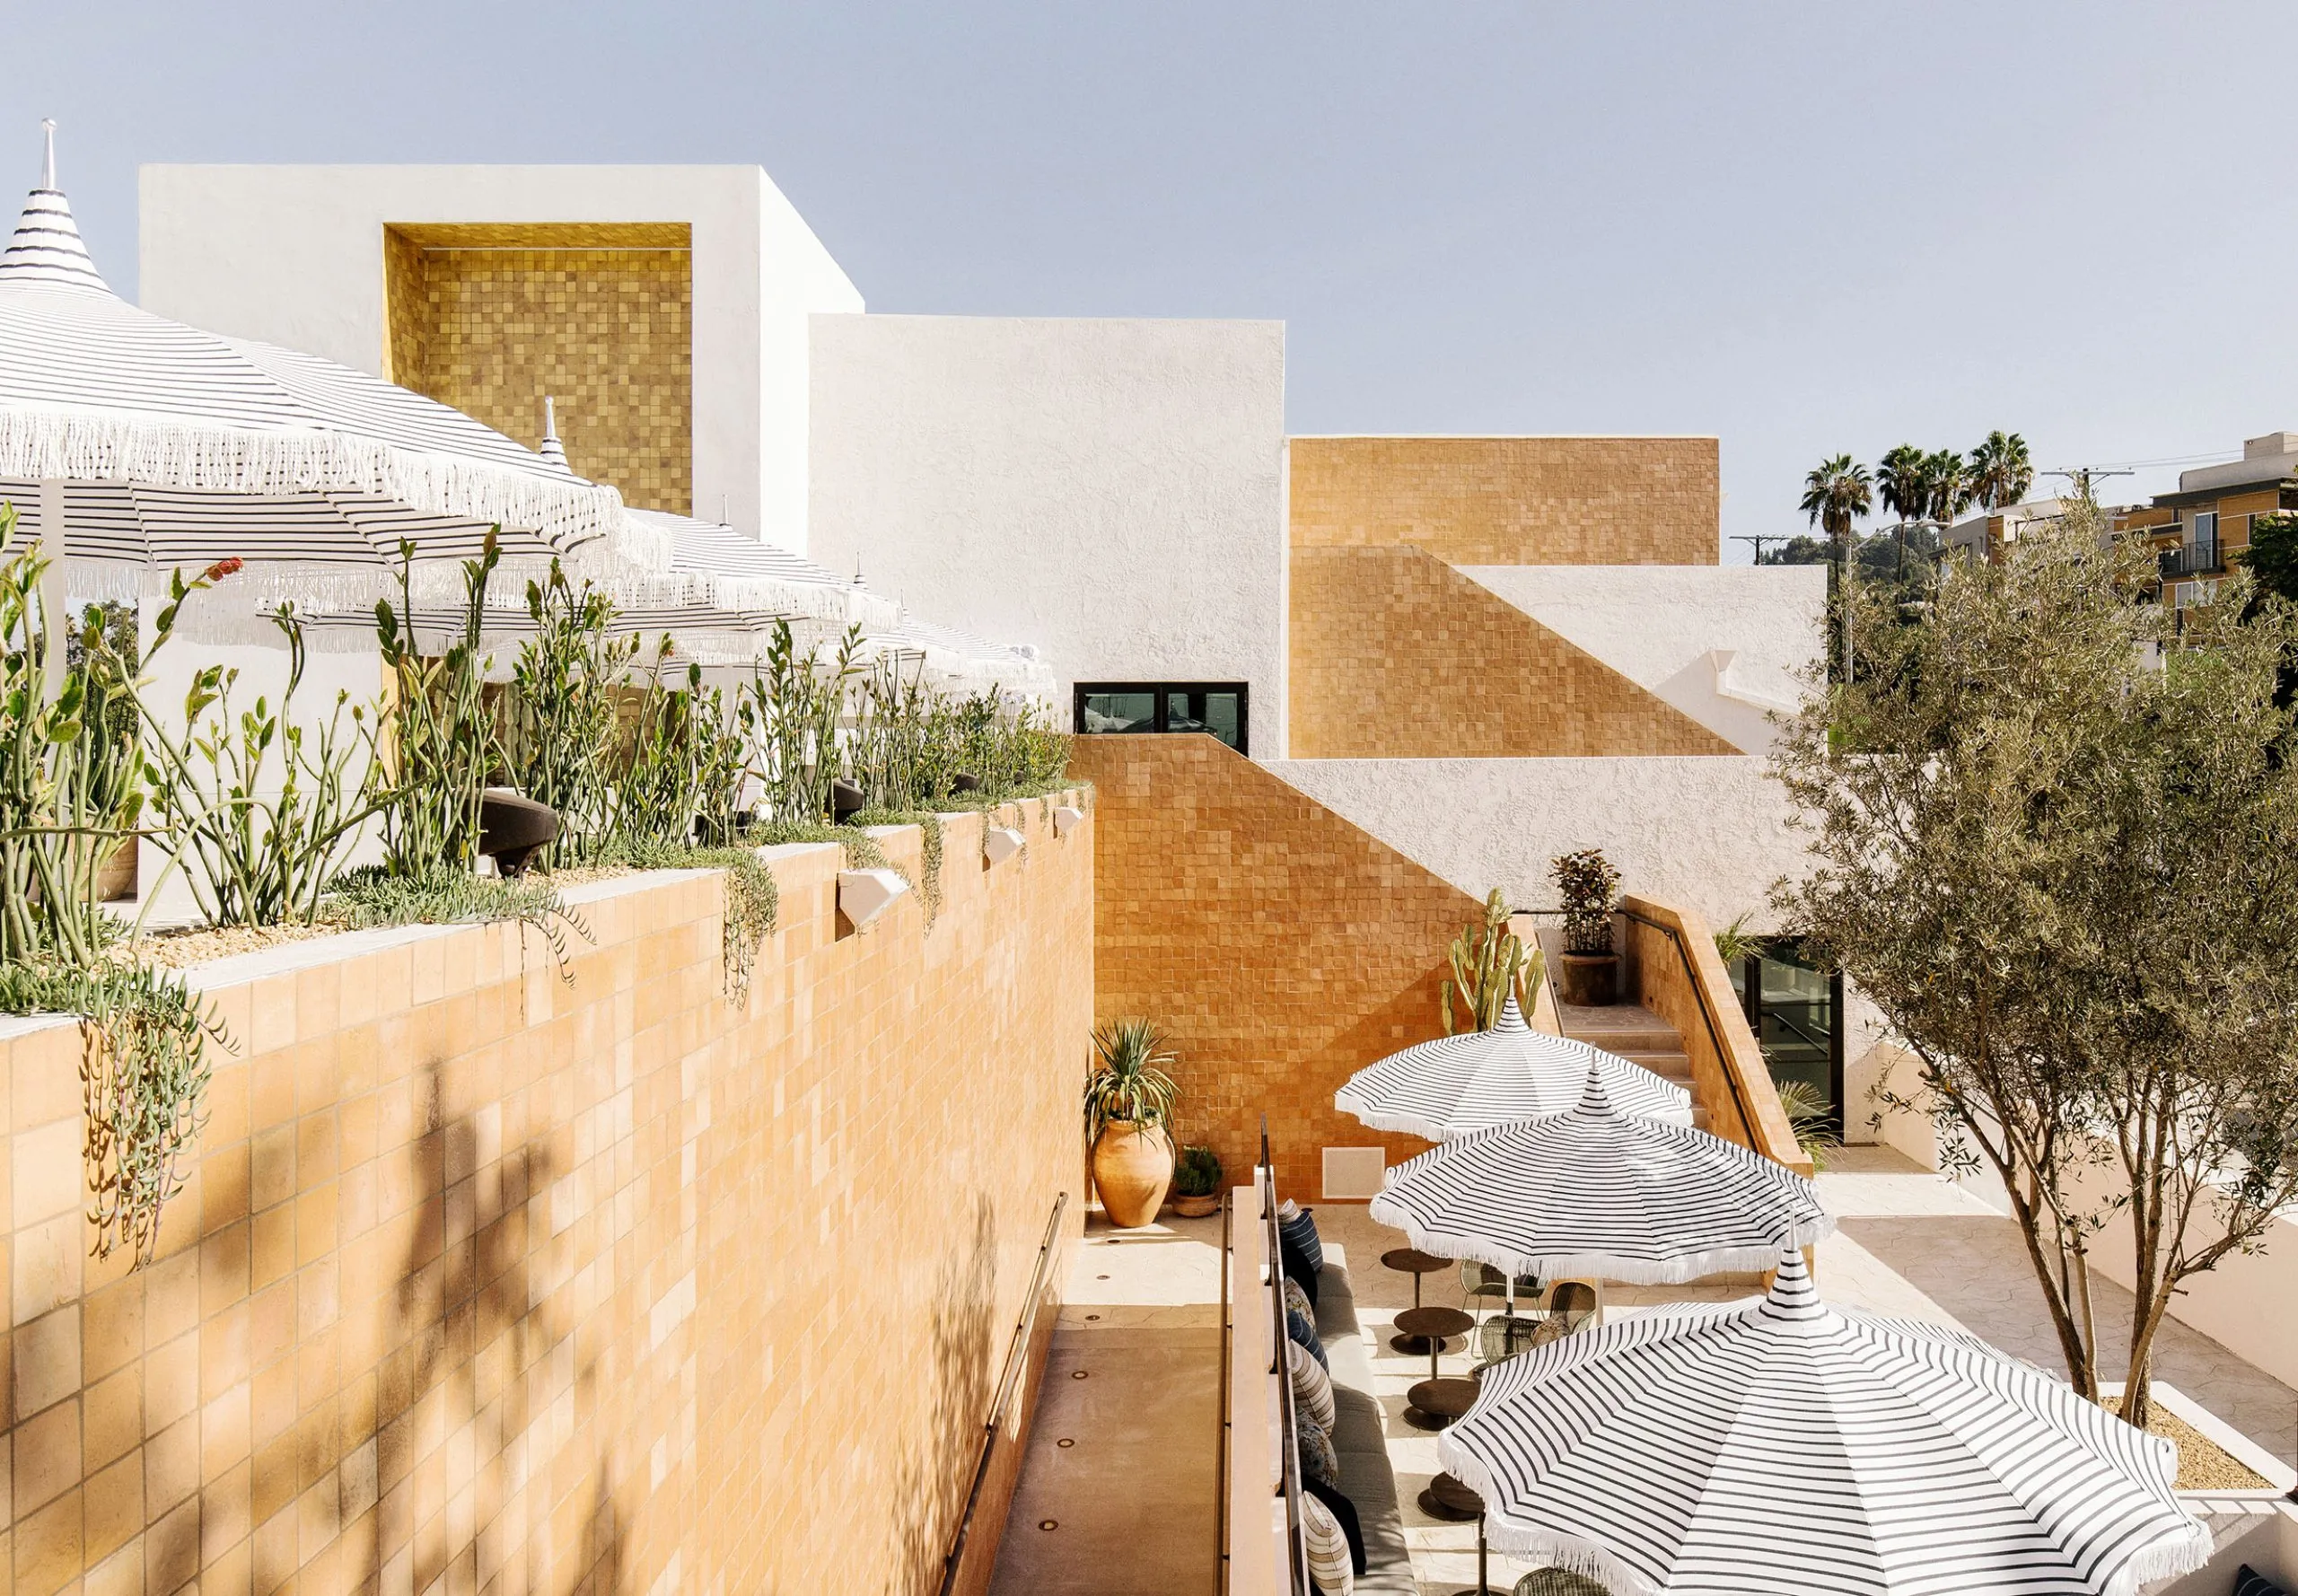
left=1169, top=1192, right=1220, bottom=1218
left=1558, top=952, right=1621, bottom=1006
left=1092, top=1125, right=1174, bottom=1227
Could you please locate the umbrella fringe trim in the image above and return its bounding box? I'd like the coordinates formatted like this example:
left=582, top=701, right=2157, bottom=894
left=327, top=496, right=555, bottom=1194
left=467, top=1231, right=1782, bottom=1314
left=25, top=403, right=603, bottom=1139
left=1333, top=1095, right=1697, bottom=1138
left=1363, top=1193, right=1835, bottom=1287
left=0, top=407, right=656, bottom=567
left=1427, top=1441, right=1660, bottom=1596
left=1437, top=1441, right=2212, bottom=1596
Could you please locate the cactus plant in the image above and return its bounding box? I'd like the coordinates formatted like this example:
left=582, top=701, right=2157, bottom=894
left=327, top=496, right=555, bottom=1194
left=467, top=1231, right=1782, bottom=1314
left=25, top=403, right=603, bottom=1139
left=1441, top=888, right=1544, bottom=1033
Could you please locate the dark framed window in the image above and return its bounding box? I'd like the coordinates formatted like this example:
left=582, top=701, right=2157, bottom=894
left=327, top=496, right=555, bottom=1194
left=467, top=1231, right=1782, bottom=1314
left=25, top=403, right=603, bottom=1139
left=1726, top=938, right=1845, bottom=1137
left=1074, top=681, right=1249, bottom=755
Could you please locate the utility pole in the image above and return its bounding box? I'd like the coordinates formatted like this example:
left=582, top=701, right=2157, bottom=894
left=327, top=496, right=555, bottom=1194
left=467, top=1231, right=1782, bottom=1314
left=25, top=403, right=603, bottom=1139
left=2043, top=466, right=2134, bottom=503
left=1730, top=533, right=1794, bottom=563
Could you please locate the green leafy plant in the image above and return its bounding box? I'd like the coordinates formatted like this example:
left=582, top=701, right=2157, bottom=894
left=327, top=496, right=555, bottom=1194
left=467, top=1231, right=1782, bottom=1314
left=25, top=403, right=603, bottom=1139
left=1441, top=887, right=1540, bottom=1034
left=137, top=594, right=382, bottom=927
left=370, top=536, right=504, bottom=874
left=1713, top=913, right=1759, bottom=967
left=1084, top=1017, right=1178, bottom=1146
left=1773, top=1080, right=1841, bottom=1171
left=0, top=957, right=225, bottom=1265
left=1173, top=1144, right=1222, bottom=1198
left=0, top=506, right=146, bottom=965
left=1550, top=848, right=1621, bottom=958
left=745, top=620, right=862, bottom=825
left=322, top=865, right=589, bottom=975
left=505, top=560, right=635, bottom=861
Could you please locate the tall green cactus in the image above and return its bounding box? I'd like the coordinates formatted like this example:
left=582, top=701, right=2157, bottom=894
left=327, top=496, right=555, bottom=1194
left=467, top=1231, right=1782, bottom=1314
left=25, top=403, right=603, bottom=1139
left=1440, top=888, right=1544, bottom=1033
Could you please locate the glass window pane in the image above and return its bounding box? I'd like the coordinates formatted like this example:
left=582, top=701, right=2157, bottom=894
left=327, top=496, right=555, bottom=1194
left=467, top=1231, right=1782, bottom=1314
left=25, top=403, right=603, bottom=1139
left=1201, top=693, right=1242, bottom=750
left=1079, top=692, right=1155, bottom=733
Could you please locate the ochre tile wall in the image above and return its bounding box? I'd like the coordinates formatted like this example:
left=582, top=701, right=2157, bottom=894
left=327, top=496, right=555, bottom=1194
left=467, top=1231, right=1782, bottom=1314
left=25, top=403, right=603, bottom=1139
left=1288, top=436, right=1721, bottom=566
left=0, top=800, right=1092, bottom=1595
left=1288, top=545, right=1739, bottom=758
left=382, top=225, right=694, bottom=515
left=1069, top=735, right=1484, bottom=1197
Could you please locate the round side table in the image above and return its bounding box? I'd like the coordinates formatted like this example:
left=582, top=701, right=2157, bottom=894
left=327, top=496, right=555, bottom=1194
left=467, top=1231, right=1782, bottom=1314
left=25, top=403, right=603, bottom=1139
left=1381, top=1248, right=1452, bottom=1353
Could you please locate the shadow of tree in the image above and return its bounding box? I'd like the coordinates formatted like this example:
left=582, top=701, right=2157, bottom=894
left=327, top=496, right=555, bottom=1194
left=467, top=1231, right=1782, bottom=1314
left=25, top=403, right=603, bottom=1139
left=890, top=1192, right=1001, bottom=1595
left=336, top=1057, right=631, bottom=1594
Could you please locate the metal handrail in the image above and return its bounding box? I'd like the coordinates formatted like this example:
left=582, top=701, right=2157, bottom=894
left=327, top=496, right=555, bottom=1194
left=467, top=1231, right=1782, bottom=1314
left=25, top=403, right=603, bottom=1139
left=1216, top=1185, right=1232, bottom=1596
left=1616, top=907, right=1762, bottom=1151
left=936, top=1189, right=1068, bottom=1596
left=1263, top=1121, right=1312, bottom=1596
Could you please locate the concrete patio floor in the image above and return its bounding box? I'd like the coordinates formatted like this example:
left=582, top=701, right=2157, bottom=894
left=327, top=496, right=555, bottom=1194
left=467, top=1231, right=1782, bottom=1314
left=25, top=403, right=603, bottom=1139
left=988, top=1211, right=1225, bottom=1596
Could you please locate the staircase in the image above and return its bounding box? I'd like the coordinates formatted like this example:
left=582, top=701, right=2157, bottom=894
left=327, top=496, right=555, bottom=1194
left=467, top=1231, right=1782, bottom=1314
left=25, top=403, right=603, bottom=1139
left=1557, top=1001, right=1709, bottom=1132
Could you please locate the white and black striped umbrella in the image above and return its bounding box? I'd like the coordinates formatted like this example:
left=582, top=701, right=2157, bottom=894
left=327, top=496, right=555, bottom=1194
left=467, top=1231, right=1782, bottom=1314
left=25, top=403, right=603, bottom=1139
left=1368, top=1065, right=1831, bottom=1283
left=1337, top=994, right=1693, bottom=1138
left=0, top=126, right=653, bottom=581
left=1437, top=1248, right=2211, bottom=1596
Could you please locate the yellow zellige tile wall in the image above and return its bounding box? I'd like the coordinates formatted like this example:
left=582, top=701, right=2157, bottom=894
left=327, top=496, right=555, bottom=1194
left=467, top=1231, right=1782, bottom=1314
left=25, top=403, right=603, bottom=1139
left=1289, top=435, right=1721, bottom=566
left=0, top=800, right=1092, bottom=1595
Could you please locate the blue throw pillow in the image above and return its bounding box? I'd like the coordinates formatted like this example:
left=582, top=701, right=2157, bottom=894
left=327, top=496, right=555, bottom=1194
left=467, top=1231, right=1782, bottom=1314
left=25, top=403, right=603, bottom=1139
left=1279, top=1207, right=1324, bottom=1274
left=1283, top=1244, right=1320, bottom=1306
left=1287, top=1305, right=1328, bottom=1369
left=2235, top=1566, right=2292, bottom=1596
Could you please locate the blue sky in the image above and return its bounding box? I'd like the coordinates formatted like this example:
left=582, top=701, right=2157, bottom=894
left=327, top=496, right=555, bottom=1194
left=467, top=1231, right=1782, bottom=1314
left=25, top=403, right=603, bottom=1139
left=15, top=2, right=2298, bottom=557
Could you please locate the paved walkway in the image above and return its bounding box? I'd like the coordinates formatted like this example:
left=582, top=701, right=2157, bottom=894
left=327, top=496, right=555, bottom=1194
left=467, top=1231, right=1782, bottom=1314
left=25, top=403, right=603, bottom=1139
left=1828, top=1151, right=2298, bottom=1470
left=987, top=1212, right=1224, bottom=1596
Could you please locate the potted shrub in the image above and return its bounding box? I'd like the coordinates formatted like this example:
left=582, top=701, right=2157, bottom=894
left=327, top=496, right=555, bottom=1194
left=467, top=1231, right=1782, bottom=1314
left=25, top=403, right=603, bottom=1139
left=1551, top=848, right=1623, bottom=1005
left=1085, top=1018, right=1179, bottom=1227
left=1171, top=1145, right=1223, bottom=1217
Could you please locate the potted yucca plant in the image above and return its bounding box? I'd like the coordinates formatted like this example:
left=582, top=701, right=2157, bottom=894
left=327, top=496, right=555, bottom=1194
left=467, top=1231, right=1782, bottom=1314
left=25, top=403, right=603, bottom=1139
left=1084, top=1018, right=1179, bottom=1227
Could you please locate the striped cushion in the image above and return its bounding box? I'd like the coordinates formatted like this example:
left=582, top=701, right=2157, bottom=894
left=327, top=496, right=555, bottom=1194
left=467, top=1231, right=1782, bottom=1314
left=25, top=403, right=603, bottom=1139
left=1279, top=1207, right=1324, bottom=1274
left=1302, top=1478, right=1366, bottom=1576
left=1295, top=1413, right=1340, bottom=1491
left=1286, top=1306, right=1328, bottom=1369
left=1288, top=1337, right=1337, bottom=1431
left=2235, top=1567, right=2291, bottom=1596
left=1300, top=1486, right=1353, bottom=1595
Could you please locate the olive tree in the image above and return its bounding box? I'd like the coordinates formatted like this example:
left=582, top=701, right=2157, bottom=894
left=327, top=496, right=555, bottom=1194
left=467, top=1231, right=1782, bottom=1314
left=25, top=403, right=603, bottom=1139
left=1772, top=500, right=2298, bottom=1426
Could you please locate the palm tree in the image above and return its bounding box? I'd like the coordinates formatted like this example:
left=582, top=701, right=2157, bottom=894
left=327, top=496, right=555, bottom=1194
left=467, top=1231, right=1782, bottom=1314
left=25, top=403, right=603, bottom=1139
left=1800, top=454, right=1872, bottom=684
left=1876, top=443, right=1928, bottom=583
left=1968, top=430, right=2034, bottom=512
left=1923, top=448, right=1973, bottom=530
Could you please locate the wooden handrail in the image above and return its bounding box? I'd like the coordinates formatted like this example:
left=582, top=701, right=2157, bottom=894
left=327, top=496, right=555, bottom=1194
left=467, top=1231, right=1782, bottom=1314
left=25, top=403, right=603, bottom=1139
left=1616, top=895, right=1811, bottom=1176
left=1618, top=904, right=1760, bottom=1149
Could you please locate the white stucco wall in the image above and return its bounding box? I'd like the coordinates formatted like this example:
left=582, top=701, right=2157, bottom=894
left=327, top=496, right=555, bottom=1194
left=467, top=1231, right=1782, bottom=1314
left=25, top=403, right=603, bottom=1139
left=1458, top=565, right=1826, bottom=753
left=808, top=314, right=1289, bottom=749
left=136, top=164, right=862, bottom=553
left=1263, top=755, right=1805, bottom=928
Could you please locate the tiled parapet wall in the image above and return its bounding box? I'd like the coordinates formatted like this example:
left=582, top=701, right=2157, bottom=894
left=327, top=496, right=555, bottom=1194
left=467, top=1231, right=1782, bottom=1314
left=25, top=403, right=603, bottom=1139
left=1288, top=436, right=1722, bottom=566
left=1287, top=544, right=1739, bottom=759
left=1067, top=734, right=1481, bottom=1197
left=0, top=798, right=1092, bottom=1596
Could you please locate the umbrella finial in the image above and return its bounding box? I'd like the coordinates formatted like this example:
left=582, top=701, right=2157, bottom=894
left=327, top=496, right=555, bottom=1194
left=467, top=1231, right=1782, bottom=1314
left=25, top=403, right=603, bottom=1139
left=1758, top=1241, right=1827, bottom=1324
left=535, top=396, right=577, bottom=478
left=1493, top=993, right=1529, bottom=1033
left=1571, top=1057, right=1615, bottom=1118
left=0, top=121, right=110, bottom=293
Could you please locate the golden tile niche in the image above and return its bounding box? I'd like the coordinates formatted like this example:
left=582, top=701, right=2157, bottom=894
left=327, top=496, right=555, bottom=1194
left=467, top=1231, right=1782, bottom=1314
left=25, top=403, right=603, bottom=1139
left=383, top=223, right=694, bottom=513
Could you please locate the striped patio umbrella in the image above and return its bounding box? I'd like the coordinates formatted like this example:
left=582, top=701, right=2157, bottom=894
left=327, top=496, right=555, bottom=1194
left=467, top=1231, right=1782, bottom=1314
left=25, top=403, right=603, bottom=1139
left=1437, top=1248, right=2212, bottom=1596
left=1367, top=1065, right=1831, bottom=1284
left=0, top=125, right=657, bottom=601
left=1337, top=994, right=1693, bottom=1138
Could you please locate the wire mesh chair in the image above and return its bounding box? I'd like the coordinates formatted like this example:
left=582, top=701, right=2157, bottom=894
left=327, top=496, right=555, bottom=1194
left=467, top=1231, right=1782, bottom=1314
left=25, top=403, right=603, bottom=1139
left=1514, top=1568, right=1608, bottom=1596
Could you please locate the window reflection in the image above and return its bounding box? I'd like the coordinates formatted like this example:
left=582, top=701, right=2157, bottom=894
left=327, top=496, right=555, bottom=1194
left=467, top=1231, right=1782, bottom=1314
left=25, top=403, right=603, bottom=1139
left=1074, top=683, right=1249, bottom=754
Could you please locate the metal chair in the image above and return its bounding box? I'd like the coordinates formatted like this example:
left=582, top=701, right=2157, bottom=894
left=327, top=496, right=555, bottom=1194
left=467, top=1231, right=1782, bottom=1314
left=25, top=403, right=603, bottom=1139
left=1513, top=1570, right=1608, bottom=1596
